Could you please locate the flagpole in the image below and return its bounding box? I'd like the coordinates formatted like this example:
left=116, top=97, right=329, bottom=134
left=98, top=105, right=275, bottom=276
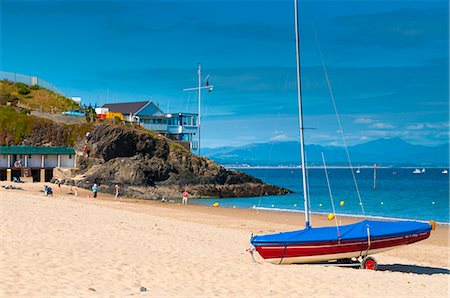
left=198, top=63, right=202, bottom=156
left=183, top=64, right=214, bottom=156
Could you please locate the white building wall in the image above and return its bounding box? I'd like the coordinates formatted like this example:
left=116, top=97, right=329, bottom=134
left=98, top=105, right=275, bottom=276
left=28, top=155, right=42, bottom=167
left=44, top=155, right=58, bottom=167
left=60, top=155, right=75, bottom=168
left=0, top=155, right=8, bottom=167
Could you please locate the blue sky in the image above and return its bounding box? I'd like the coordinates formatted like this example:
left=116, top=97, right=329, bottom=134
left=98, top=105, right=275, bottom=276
left=1, top=0, right=448, bottom=148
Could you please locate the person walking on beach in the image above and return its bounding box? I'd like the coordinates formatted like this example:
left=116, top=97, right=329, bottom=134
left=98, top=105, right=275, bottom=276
left=182, top=190, right=189, bottom=205
left=114, top=184, right=120, bottom=200
left=92, top=183, right=98, bottom=198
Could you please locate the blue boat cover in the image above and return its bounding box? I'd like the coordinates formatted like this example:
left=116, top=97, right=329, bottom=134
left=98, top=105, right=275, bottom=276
left=251, top=220, right=431, bottom=246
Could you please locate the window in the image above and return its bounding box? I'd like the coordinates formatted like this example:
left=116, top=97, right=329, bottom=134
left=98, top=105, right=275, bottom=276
left=69, top=155, right=72, bottom=159
left=28, top=155, right=31, bottom=159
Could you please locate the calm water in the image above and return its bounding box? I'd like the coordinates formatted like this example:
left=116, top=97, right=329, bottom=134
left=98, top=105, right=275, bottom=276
left=190, top=168, right=450, bottom=223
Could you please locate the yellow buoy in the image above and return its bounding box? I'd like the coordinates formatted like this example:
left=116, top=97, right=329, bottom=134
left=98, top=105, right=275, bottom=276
left=429, top=220, right=436, bottom=231
left=213, top=202, right=219, bottom=207
left=327, top=213, right=335, bottom=220
left=340, top=201, right=344, bottom=207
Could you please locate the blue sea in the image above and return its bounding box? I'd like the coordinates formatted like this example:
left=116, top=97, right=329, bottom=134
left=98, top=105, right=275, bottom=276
left=190, top=168, right=450, bottom=223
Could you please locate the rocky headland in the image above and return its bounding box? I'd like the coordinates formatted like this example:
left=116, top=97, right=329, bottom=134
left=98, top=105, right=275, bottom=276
left=67, top=124, right=291, bottom=199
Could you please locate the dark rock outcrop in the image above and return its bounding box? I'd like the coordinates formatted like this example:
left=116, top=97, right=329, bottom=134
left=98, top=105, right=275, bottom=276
left=78, top=124, right=290, bottom=198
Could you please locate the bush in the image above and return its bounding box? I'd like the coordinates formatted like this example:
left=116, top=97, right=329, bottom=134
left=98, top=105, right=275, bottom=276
left=14, top=82, right=28, bottom=89
left=0, top=91, right=19, bottom=105
left=30, top=85, right=40, bottom=90
left=113, top=116, right=122, bottom=123
left=18, top=86, right=30, bottom=95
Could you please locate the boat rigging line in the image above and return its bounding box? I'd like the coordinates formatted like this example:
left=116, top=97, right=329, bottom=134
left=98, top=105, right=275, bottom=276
left=312, top=24, right=366, bottom=217
left=256, top=110, right=282, bottom=211
left=321, top=152, right=341, bottom=240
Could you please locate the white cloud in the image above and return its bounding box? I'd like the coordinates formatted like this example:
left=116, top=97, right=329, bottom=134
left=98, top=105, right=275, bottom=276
left=405, top=122, right=449, bottom=131
left=405, top=123, right=425, bottom=130
left=426, top=122, right=450, bottom=129
left=353, top=117, right=376, bottom=124
left=369, top=122, right=395, bottom=129
left=270, top=134, right=290, bottom=141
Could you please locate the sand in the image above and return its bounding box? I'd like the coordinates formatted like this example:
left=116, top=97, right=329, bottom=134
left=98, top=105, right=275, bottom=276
left=1, top=181, right=449, bottom=297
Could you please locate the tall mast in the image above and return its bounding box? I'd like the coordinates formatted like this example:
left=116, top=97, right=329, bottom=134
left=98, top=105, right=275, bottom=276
left=197, top=63, right=202, bottom=156
left=183, top=64, right=214, bottom=156
left=294, top=0, right=310, bottom=228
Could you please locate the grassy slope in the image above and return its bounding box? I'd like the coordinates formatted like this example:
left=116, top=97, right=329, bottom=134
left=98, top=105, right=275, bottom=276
left=0, top=106, right=93, bottom=146
left=0, top=80, right=79, bottom=112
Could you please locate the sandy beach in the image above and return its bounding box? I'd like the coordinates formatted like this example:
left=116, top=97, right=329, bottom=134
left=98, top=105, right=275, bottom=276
left=1, top=181, right=449, bottom=297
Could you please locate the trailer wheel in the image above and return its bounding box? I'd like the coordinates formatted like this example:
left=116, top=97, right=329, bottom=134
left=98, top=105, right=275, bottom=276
left=361, top=256, right=378, bottom=270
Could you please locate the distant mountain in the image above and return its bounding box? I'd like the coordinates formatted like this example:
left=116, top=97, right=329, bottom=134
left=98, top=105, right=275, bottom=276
left=203, top=138, right=449, bottom=166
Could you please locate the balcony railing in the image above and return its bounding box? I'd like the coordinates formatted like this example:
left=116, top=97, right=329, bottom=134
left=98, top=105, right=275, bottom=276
left=142, top=123, right=168, bottom=131
left=167, top=125, right=198, bottom=134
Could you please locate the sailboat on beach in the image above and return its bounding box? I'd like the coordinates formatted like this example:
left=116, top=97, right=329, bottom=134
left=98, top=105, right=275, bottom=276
left=249, top=0, right=432, bottom=269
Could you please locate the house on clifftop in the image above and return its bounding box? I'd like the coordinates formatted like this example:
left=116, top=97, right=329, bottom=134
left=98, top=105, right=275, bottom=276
left=100, top=100, right=198, bottom=151
left=0, top=146, right=76, bottom=182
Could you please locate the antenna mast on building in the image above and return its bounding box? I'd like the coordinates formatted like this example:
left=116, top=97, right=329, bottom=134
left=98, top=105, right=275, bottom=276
left=183, top=63, right=214, bottom=156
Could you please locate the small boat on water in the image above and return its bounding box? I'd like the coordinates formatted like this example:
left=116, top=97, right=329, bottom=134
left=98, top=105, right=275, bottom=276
left=356, top=166, right=360, bottom=174
left=249, top=0, right=432, bottom=269
left=421, top=168, right=426, bottom=173
left=413, top=168, right=422, bottom=174
left=442, top=169, right=448, bottom=174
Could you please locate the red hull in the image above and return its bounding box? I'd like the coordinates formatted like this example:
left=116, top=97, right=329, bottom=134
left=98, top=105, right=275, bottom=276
left=254, top=231, right=430, bottom=264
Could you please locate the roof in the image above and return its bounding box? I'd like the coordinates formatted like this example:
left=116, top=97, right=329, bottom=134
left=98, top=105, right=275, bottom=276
left=102, top=101, right=149, bottom=114
left=0, top=146, right=76, bottom=155
left=101, top=101, right=165, bottom=116
left=135, top=101, right=165, bottom=117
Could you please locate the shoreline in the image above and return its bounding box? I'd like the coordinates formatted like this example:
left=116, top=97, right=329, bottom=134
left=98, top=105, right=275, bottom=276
left=3, top=180, right=449, bottom=235
left=250, top=206, right=450, bottom=226
left=189, top=200, right=450, bottom=226
left=228, top=166, right=449, bottom=169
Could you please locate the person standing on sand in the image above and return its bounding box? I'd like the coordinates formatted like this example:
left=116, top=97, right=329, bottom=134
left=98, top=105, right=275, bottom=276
left=92, top=183, right=98, bottom=198
left=114, top=184, right=120, bottom=200
left=182, top=190, right=189, bottom=205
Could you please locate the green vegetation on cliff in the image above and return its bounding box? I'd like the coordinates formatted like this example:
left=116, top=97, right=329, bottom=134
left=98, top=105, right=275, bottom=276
left=0, top=80, right=79, bottom=112
left=0, top=79, right=91, bottom=146
left=0, top=106, right=92, bottom=146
